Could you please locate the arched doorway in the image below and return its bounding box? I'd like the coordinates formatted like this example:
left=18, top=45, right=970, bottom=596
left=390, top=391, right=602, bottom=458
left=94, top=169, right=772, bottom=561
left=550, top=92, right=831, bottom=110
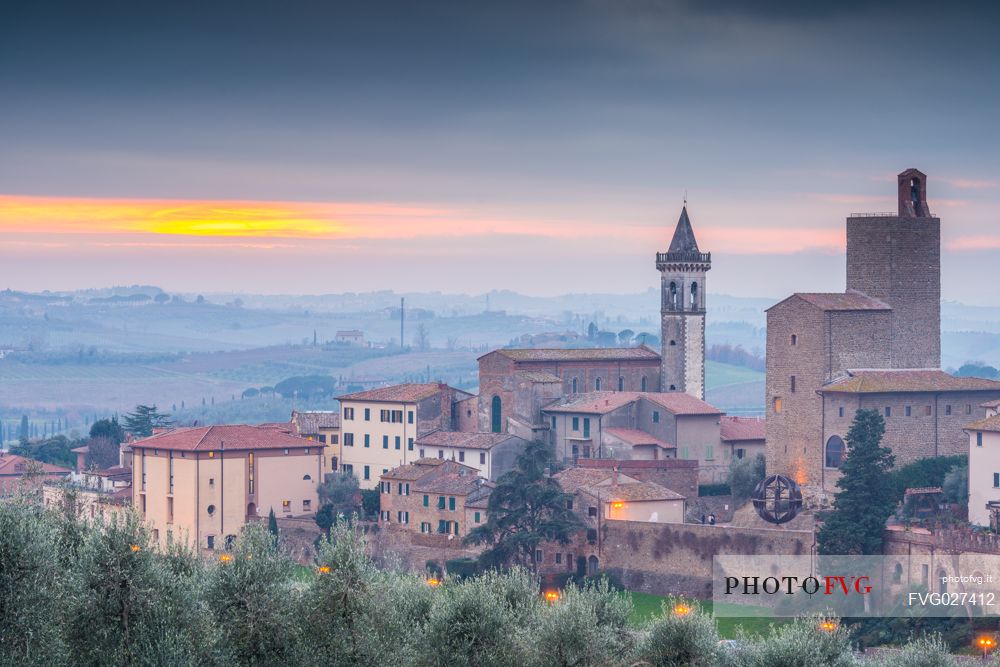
left=825, top=435, right=845, bottom=469
left=490, top=395, right=502, bottom=433
left=587, top=555, right=599, bottom=576
left=246, top=502, right=257, bottom=519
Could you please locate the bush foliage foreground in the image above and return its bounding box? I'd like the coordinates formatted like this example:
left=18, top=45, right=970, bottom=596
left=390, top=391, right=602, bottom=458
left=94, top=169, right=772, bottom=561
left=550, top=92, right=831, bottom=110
left=0, top=495, right=994, bottom=667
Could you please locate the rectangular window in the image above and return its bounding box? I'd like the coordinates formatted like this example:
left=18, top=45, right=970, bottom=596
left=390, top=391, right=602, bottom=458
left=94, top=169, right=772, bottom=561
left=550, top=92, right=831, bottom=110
left=681, top=446, right=689, bottom=459
left=474, top=512, right=481, bottom=523
left=363, top=465, right=370, bottom=480
left=395, top=436, right=401, bottom=450
left=705, top=445, right=714, bottom=461
left=166, top=497, right=174, bottom=524
left=207, top=535, right=215, bottom=549
left=968, top=404, right=973, bottom=415
left=332, top=434, right=339, bottom=444
left=583, top=418, right=590, bottom=438
left=168, top=452, right=174, bottom=493
left=421, top=522, right=430, bottom=533
left=423, top=494, right=429, bottom=507
left=555, top=552, right=562, bottom=564
left=572, top=417, right=579, bottom=431
left=343, top=464, right=353, bottom=475
left=588, top=506, right=597, bottom=517
left=248, top=452, right=254, bottom=495
left=885, top=407, right=891, bottom=418
left=438, top=449, right=444, bottom=459
left=344, top=432, right=354, bottom=447
left=458, top=450, right=465, bottom=462
left=773, top=398, right=782, bottom=414
left=408, top=411, right=414, bottom=424
left=380, top=409, right=390, bottom=422
left=838, top=407, right=844, bottom=418
left=551, top=416, right=556, bottom=429
left=364, top=434, right=370, bottom=448
left=437, top=520, right=448, bottom=534
left=282, top=500, right=291, bottom=512
left=408, top=438, right=414, bottom=451
left=344, top=407, right=354, bottom=420
left=419, top=448, right=425, bottom=458
left=449, top=496, right=456, bottom=511
left=566, top=499, right=574, bottom=510
left=925, top=405, right=932, bottom=416
left=652, top=411, right=660, bottom=423
left=480, top=452, right=486, bottom=465
left=945, top=405, right=952, bottom=416
left=736, top=448, right=746, bottom=459
left=535, top=549, right=542, bottom=564
left=383, top=435, right=389, bottom=449
left=790, top=376, right=796, bottom=393
left=141, top=451, right=147, bottom=490
left=567, top=553, right=574, bottom=571
left=994, top=472, right=999, bottom=488
left=364, top=408, right=371, bottom=421
left=978, top=432, right=984, bottom=447
left=303, top=499, right=311, bottom=511
left=905, top=406, right=912, bottom=417
left=438, top=496, right=446, bottom=509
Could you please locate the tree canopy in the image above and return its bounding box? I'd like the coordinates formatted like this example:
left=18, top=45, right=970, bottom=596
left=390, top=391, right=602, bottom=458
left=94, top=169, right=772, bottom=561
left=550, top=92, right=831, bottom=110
left=464, top=441, right=583, bottom=570
left=122, top=405, right=173, bottom=438
left=89, top=417, right=125, bottom=445
left=817, top=409, right=895, bottom=556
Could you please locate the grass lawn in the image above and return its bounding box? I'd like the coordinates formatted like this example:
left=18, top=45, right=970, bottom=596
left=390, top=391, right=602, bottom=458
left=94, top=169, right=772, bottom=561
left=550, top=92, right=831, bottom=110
left=628, top=592, right=785, bottom=639
left=705, top=360, right=764, bottom=390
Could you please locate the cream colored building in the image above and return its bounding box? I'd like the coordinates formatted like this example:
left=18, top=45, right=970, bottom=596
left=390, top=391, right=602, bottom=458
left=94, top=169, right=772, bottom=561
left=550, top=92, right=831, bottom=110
left=967, top=400, right=1000, bottom=528
left=554, top=467, right=686, bottom=524
left=338, top=383, right=475, bottom=489
left=43, top=483, right=131, bottom=524
left=413, top=430, right=528, bottom=481
left=131, top=425, right=321, bottom=549
left=288, top=410, right=341, bottom=477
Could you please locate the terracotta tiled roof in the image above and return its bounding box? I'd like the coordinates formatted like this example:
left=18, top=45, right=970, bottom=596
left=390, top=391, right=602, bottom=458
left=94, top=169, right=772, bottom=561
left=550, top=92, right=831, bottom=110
left=409, top=460, right=485, bottom=495
left=604, top=428, right=673, bottom=448
left=966, top=415, right=1000, bottom=433
left=769, top=291, right=890, bottom=312
left=415, top=430, right=522, bottom=450
left=552, top=468, right=627, bottom=493
left=290, top=410, right=340, bottom=435
left=92, top=465, right=132, bottom=478
left=821, top=369, right=1000, bottom=394
left=0, top=454, right=72, bottom=476
left=338, top=383, right=468, bottom=403
left=381, top=459, right=445, bottom=481
left=71, top=445, right=89, bottom=454
left=606, top=482, right=685, bottom=502
left=981, top=399, right=1000, bottom=409
left=542, top=392, right=640, bottom=415
left=486, top=347, right=661, bottom=362
left=130, top=425, right=313, bottom=452
left=720, top=416, right=766, bottom=442
left=641, top=392, right=723, bottom=416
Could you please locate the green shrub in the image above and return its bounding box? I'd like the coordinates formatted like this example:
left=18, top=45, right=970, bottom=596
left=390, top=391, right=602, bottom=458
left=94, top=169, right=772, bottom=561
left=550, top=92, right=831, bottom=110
left=698, top=483, right=732, bottom=497
left=639, top=598, right=721, bottom=666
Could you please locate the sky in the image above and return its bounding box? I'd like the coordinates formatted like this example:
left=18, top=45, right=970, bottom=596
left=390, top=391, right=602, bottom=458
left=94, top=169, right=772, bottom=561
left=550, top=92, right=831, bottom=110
left=2, top=0, right=1000, bottom=301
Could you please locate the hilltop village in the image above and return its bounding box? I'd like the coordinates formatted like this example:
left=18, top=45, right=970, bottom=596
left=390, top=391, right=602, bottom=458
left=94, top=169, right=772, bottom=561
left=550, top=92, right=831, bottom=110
left=8, top=169, right=1000, bottom=597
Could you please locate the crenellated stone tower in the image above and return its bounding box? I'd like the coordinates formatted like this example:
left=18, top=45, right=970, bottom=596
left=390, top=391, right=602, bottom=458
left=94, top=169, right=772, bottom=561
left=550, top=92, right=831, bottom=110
left=657, top=206, right=711, bottom=399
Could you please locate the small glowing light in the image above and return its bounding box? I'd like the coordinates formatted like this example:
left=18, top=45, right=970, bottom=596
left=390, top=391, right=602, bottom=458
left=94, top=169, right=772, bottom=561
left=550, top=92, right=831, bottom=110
left=978, top=635, right=995, bottom=649
left=544, top=590, right=560, bottom=602
left=318, top=565, right=331, bottom=574
left=130, top=544, right=141, bottom=552
left=427, top=578, right=441, bottom=587
left=819, top=620, right=838, bottom=633
left=219, top=553, right=233, bottom=563
left=611, top=501, right=625, bottom=509
left=673, top=603, right=691, bottom=617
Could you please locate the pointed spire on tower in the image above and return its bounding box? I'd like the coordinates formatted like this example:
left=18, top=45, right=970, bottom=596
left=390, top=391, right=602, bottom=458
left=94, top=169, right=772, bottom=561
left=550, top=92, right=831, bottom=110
left=668, top=206, right=701, bottom=255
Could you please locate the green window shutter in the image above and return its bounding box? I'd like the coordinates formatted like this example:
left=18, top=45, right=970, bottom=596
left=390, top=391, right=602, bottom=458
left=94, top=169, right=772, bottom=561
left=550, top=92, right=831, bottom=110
left=423, top=495, right=429, bottom=507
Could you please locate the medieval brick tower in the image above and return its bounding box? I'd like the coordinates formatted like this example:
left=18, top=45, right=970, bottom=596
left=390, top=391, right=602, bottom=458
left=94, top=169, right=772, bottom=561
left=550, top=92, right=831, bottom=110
left=657, top=206, right=711, bottom=399
left=845, top=168, right=941, bottom=368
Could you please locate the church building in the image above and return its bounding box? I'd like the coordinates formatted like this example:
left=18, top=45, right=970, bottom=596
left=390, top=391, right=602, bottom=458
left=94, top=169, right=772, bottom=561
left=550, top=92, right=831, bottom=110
left=765, top=169, right=1000, bottom=494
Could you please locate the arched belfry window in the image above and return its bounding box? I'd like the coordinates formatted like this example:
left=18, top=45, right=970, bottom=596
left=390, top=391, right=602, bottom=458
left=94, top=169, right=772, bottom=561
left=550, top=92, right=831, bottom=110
left=490, top=396, right=502, bottom=433
left=669, top=282, right=678, bottom=309
left=911, top=178, right=920, bottom=209
left=690, top=282, right=698, bottom=309
left=825, top=435, right=845, bottom=469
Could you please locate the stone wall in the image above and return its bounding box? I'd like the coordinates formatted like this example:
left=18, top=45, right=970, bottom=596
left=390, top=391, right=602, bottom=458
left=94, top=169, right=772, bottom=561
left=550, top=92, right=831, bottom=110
left=598, top=521, right=812, bottom=597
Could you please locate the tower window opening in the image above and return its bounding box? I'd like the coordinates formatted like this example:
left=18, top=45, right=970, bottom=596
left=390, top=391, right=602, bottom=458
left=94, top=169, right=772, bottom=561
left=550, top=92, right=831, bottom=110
left=790, top=334, right=797, bottom=346
left=669, top=281, right=678, bottom=309
left=690, top=282, right=698, bottom=309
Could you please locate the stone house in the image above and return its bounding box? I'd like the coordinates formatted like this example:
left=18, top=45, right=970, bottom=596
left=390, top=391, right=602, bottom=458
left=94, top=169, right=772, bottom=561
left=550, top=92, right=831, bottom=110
left=719, top=416, right=766, bottom=463
left=378, top=459, right=492, bottom=538
left=288, top=410, right=341, bottom=477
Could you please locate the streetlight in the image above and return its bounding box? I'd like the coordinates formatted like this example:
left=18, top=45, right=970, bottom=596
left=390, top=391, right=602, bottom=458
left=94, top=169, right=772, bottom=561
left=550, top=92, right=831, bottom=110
left=219, top=553, right=233, bottom=563
left=673, top=603, right=691, bottom=617
left=544, top=590, right=560, bottom=603
left=978, top=635, right=995, bottom=662
left=819, top=619, right=838, bottom=633
left=318, top=565, right=331, bottom=574
left=426, top=577, right=441, bottom=587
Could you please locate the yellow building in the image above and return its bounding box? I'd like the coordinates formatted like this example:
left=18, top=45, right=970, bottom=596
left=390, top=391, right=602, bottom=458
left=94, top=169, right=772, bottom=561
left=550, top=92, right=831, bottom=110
left=338, top=383, right=474, bottom=488
left=131, top=425, right=321, bottom=549
left=289, top=410, right=341, bottom=477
